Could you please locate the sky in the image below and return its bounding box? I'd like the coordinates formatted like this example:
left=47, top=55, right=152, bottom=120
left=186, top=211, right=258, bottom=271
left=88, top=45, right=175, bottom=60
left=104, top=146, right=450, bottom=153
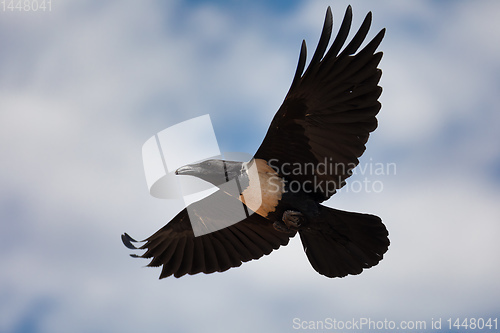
left=1, top=0, right=500, bottom=332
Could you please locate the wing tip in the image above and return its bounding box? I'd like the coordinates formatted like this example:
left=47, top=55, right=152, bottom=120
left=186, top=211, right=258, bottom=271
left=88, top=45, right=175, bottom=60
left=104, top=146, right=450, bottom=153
left=379, top=27, right=387, bottom=38
left=121, top=232, right=139, bottom=250
left=289, top=39, right=307, bottom=92
left=344, top=5, right=353, bottom=23
left=365, top=10, right=373, bottom=23
left=325, top=6, right=332, bottom=23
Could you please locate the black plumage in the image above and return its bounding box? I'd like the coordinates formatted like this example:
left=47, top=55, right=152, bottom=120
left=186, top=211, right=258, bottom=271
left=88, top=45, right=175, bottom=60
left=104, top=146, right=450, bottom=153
left=123, top=6, right=389, bottom=279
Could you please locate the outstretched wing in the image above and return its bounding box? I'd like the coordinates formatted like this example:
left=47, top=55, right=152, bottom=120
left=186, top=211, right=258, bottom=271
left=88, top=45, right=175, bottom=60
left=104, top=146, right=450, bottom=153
left=122, top=189, right=294, bottom=278
left=254, top=6, right=385, bottom=202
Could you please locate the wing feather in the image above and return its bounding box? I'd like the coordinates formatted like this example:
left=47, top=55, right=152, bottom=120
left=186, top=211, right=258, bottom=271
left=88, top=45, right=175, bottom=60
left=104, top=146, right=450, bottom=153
left=123, top=189, right=295, bottom=278
left=254, top=6, right=385, bottom=202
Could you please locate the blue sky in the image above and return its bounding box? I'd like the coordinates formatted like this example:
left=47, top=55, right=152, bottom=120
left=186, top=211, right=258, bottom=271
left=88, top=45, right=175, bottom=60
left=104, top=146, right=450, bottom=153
left=1, top=1, right=500, bottom=332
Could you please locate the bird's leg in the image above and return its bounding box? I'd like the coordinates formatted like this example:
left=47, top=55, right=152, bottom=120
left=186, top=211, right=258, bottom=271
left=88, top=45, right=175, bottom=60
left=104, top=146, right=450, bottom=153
left=282, top=210, right=305, bottom=230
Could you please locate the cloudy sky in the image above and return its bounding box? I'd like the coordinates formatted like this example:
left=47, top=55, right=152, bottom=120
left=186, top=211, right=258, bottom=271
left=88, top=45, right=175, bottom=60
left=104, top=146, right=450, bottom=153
left=1, top=0, right=500, bottom=332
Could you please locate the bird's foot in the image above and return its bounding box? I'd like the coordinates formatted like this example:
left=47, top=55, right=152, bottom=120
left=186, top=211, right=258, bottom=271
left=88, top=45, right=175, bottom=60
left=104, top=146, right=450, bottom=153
left=282, top=210, right=305, bottom=230
left=272, top=210, right=305, bottom=233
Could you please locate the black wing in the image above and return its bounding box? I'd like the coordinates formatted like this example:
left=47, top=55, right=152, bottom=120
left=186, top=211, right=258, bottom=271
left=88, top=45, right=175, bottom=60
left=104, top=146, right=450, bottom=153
left=123, top=189, right=294, bottom=278
left=254, top=6, right=385, bottom=202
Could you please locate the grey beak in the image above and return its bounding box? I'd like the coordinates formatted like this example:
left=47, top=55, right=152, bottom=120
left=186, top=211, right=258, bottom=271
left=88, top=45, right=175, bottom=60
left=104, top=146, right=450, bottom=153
left=175, top=164, right=198, bottom=176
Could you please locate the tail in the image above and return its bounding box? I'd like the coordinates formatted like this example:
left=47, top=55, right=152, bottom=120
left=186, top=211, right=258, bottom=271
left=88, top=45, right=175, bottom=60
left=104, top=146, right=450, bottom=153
left=299, top=206, right=389, bottom=278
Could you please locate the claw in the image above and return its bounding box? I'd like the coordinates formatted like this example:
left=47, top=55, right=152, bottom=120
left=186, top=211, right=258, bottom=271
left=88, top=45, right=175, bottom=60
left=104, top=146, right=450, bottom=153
left=282, top=210, right=304, bottom=229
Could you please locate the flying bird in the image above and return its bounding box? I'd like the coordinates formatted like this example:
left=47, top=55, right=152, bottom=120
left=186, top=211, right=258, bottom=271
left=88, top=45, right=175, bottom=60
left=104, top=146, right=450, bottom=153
left=122, top=5, right=389, bottom=279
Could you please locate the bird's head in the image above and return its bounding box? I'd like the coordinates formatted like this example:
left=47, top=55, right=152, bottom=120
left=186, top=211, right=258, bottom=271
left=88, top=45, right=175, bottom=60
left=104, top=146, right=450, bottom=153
left=175, top=159, right=245, bottom=187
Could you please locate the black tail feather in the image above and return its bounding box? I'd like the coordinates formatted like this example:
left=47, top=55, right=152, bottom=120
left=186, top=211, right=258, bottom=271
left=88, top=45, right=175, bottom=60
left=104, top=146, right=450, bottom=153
left=299, top=206, right=389, bottom=278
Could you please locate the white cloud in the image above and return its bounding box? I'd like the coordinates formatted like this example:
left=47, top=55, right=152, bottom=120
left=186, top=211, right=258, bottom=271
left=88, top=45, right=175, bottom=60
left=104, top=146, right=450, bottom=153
left=1, top=1, right=499, bottom=332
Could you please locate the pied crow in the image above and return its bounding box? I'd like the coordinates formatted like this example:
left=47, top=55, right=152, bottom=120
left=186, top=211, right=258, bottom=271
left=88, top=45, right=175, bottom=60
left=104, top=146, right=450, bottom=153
left=122, top=5, right=390, bottom=279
